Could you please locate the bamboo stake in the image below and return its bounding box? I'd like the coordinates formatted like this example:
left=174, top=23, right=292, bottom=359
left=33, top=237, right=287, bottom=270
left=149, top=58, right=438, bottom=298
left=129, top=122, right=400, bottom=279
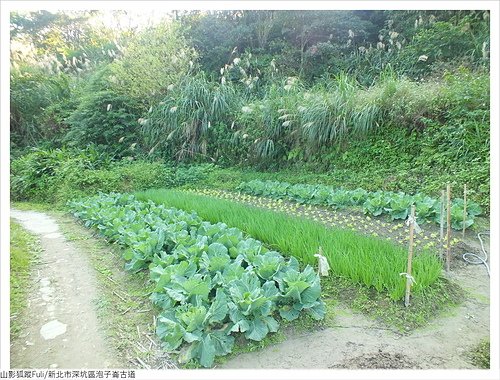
left=446, top=183, right=452, bottom=272
left=440, top=189, right=445, bottom=261
left=404, top=205, right=416, bottom=307
left=462, top=183, right=467, bottom=238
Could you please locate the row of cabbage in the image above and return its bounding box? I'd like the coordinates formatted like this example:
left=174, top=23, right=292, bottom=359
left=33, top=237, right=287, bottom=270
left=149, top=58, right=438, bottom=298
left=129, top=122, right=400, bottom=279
left=68, top=193, right=325, bottom=367
left=237, top=180, right=482, bottom=229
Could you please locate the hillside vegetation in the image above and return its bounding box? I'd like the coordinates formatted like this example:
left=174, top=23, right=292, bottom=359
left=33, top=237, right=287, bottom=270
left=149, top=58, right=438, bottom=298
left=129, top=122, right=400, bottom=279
left=10, top=10, right=490, bottom=209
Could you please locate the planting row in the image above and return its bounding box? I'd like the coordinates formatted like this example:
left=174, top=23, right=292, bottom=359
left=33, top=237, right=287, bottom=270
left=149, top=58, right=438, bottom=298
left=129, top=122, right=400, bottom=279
left=237, top=180, right=482, bottom=230
left=68, top=193, right=325, bottom=368
left=188, top=188, right=463, bottom=252
left=135, top=189, right=443, bottom=301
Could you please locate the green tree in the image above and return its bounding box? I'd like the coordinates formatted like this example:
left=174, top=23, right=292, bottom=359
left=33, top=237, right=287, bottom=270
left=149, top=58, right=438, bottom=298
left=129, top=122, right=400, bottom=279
left=10, top=10, right=121, bottom=74
left=10, top=10, right=127, bottom=150
left=110, top=22, right=197, bottom=107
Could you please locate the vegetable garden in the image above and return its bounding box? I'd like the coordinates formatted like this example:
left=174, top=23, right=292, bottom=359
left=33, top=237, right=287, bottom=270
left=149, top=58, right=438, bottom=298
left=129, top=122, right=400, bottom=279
left=67, top=185, right=456, bottom=366
left=8, top=8, right=491, bottom=371
left=237, top=180, right=482, bottom=229
left=69, top=193, right=326, bottom=367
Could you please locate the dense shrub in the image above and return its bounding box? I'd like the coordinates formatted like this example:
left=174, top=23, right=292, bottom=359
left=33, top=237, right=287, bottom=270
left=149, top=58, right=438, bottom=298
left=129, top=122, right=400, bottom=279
left=10, top=66, right=71, bottom=148
left=10, top=148, right=220, bottom=205
left=10, top=147, right=108, bottom=201
left=144, top=70, right=458, bottom=163
left=11, top=148, right=168, bottom=205
left=170, top=164, right=216, bottom=188
left=395, top=17, right=490, bottom=78
left=110, top=23, right=197, bottom=105
left=64, top=90, right=142, bottom=157
left=142, top=74, right=242, bottom=162
left=52, top=160, right=172, bottom=204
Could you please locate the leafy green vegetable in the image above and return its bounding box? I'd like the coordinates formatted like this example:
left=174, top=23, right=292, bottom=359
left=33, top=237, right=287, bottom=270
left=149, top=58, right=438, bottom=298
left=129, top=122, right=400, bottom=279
left=387, top=193, right=413, bottom=220
left=68, top=192, right=326, bottom=367
left=414, top=195, right=438, bottom=223
left=227, top=272, right=280, bottom=341
left=238, top=180, right=481, bottom=229
left=252, top=251, right=284, bottom=280
left=363, top=192, right=390, bottom=217
left=275, top=265, right=326, bottom=321
left=327, top=189, right=352, bottom=209
left=200, top=243, right=231, bottom=273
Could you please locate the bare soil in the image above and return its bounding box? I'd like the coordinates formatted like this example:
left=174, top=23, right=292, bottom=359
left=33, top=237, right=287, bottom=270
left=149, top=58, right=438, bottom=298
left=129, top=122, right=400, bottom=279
left=331, top=349, right=421, bottom=369
left=10, top=207, right=490, bottom=370
left=221, top=260, right=489, bottom=369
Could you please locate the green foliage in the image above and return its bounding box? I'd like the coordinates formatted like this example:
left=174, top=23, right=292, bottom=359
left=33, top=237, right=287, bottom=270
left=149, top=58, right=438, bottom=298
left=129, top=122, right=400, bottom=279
left=396, top=15, right=489, bottom=78
left=275, top=264, right=325, bottom=321
left=11, top=10, right=122, bottom=73
left=10, top=146, right=221, bottom=207
left=10, top=11, right=490, bottom=215
left=180, top=10, right=489, bottom=85
left=143, top=73, right=242, bottom=161
left=230, top=73, right=383, bottom=162
left=363, top=192, right=391, bottom=217
left=468, top=339, right=490, bottom=369
left=54, top=160, right=171, bottom=204
left=10, top=147, right=105, bottom=201
left=238, top=179, right=482, bottom=230
left=10, top=11, right=130, bottom=150
left=10, top=148, right=171, bottom=205
left=136, top=189, right=443, bottom=300
left=68, top=192, right=325, bottom=367
left=10, top=66, right=71, bottom=148
left=211, top=68, right=487, bottom=179
left=110, top=22, right=196, bottom=105
left=64, top=90, right=142, bottom=156
left=10, top=220, right=39, bottom=337
left=171, top=164, right=216, bottom=188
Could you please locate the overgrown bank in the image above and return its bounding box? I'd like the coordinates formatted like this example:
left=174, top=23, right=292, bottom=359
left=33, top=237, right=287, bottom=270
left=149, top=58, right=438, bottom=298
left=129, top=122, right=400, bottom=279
left=10, top=10, right=490, bottom=210
left=8, top=9, right=491, bottom=370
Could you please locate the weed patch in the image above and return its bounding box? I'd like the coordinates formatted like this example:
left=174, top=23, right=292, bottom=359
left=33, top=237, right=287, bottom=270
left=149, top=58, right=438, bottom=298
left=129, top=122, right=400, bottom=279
left=10, top=219, right=41, bottom=338
left=467, top=338, right=490, bottom=369
left=321, top=275, right=464, bottom=332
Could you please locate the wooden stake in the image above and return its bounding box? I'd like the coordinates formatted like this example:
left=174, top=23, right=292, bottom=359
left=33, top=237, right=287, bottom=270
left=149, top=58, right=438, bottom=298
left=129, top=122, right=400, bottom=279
left=462, top=183, right=467, bottom=238
left=404, top=205, right=416, bottom=307
left=446, top=183, right=452, bottom=272
left=440, top=189, right=445, bottom=261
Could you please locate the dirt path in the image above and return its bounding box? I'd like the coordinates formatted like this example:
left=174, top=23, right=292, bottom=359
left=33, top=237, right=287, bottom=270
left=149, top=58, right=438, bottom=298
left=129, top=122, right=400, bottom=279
left=10, top=208, right=489, bottom=370
left=10, top=209, right=123, bottom=369
left=222, top=259, right=490, bottom=369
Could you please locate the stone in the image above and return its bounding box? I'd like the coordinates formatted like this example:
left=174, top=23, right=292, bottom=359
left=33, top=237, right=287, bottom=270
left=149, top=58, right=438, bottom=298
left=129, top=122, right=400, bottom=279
left=40, top=320, right=67, bottom=340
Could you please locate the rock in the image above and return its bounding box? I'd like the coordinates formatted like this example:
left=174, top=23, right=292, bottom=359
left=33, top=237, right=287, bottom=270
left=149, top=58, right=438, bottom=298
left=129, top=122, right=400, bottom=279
left=40, top=320, right=67, bottom=340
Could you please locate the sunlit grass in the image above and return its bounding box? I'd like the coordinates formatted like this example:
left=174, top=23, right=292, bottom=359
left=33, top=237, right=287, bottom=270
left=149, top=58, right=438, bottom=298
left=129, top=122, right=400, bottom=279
left=136, top=189, right=443, bottom=300
left=10, top=219, right=39, bottom=338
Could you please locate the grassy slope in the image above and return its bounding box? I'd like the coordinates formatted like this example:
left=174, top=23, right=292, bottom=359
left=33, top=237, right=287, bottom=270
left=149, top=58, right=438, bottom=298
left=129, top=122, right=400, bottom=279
left=135, top=189, right=442, bottom=300
left=10, top=219, right=39, bottom=338
left=204, top=70, right=489, bottom=211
